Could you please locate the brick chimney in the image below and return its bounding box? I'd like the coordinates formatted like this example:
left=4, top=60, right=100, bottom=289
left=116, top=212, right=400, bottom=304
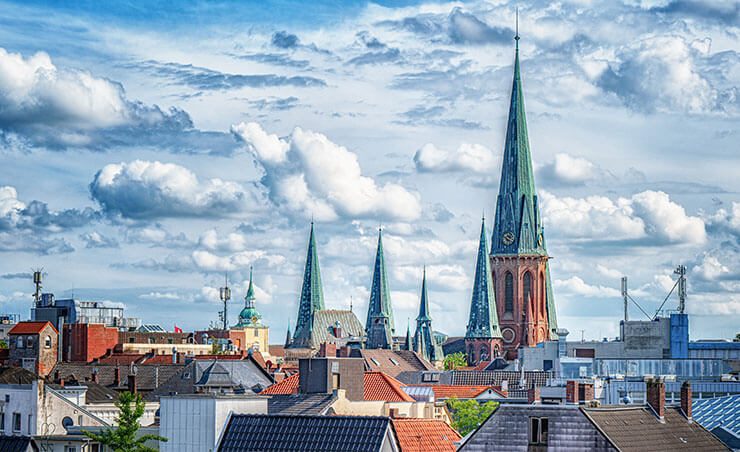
left=113, top=365, right=120, bottom=387
left=646, top=380, right=665, bottom=419
left=319, top=343, right=337, bottom=358
left=91, top=368, right=98, bottom=383
left=566, top=380, right=579, bottom=404
left=527, top=387, right=540, bottom=404
left=680, top=381, right=692, bottom=419
left=128, top=374, right=137, bottom=394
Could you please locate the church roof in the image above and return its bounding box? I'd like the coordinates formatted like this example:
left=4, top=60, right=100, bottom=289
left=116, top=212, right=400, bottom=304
left=292, top=223, right=326, bottom=348
left=491, top=36, right=546, bottom=257
left=365, top=229, right=395, bottom=333
left=466, top=219, right=502, bottom=339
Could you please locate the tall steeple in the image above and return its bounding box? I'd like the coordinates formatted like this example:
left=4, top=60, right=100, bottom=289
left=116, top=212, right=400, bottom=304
left=414, top=267, right=443, bottom=362
left=488, top=25, right=558, bottom=357
left=404, top=320, right=411, bottom=351
left=467, top=219, right=502, bottom=340
left=365, top=229, right=395, bottom=349
left=291, top=222, right=325, bottom=348
left=236, top=267, right=263, bottom=327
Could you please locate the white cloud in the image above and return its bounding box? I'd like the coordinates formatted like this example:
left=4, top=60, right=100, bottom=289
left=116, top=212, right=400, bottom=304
left=540, top=190, right=706, bottom=245
left=596, top=264, right=623, bottom=279
left=537, top=153, right=602, bottom=186
left=393, top=264, right=469, bottom=291
left=692, top=254, right=730, bottom=281
left=139, top=291, right=179, bottom=300
left=232, top=122, right=421, bottom=222
left=198, top=229, right=248, bottom=252
left=554, top=276, right=621, bottom=298
left=191, top=249, right=286, bottom=272
left=413, top=142, right=497, bottom=174
left=90, top=160, right=249, bottom=219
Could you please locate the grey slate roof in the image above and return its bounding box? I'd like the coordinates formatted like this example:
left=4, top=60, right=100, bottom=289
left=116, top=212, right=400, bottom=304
left=217, top=414, right=394, bottom=452
left=309, top=310, right=365, bottom=346
left=266, top=394, right=335, bottom=415
left=452, top=370, right=552, bottom=388
left=354, top=349, right=435, bottom=378
left=459, top=404, right=614, bottom=451
left=0, top=366, right=40, bottom=384
left=194, top=362, right=239, bottom=388
left=51, top=362, right=187, bottom=393
left=0, top=436, right=36, bottom=452
left=394, top=370, right=454, bottom=386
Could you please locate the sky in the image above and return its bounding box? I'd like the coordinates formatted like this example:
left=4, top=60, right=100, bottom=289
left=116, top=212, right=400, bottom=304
left=0, top=0, right=738, bottom=343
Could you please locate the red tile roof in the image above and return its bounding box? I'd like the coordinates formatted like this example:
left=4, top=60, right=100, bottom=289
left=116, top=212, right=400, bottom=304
left=417, top=385, right=504, bottom=400
left=473, top=361, right=491, bottom=371
left=260, top=372, right=299, bottom=395
left=259, top=371, right=415, bottom=402
left=391, top=418, right=461, bottom=452
left=364, top=371, right=414, bottom=402
left=8, top=321, right=56, bottom=335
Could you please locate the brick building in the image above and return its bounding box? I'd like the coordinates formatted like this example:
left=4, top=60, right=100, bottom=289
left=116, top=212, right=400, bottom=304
left=63, top=323, right=119, bottom=362
left=8, top=321, right=58, bottom=376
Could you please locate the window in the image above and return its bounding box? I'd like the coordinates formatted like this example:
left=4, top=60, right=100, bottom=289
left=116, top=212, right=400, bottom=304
left=529, top=417, right=548, bottom=445
left=64, top=446, right=77, bottom=452
left=78, top=415, right=83, bottom=425
left=26, top=336, right=33, bottom=347
left=12, top=413, right=20, bottom=432
left=0, top=412, right=4, bottom=431
left=90, top=445, right=100, bottom=452
left=44, top=335, right=51, bottom=348
left=16, top=337, right=23, bottom=349
left=389, top=358, right=399, bottom=366
left=148, top=338, right=155, bottom=344
left=167, top=338, right=173, bottom=344
left=4, top=395, right=8, bottom=402
left=504, top=272, right=514, bottom=312
left=254, top=329, right=259, bottom=337
left=523, top=272, right=532, bottom=308
left=129, top=337, right=135, bottom=343
left=332, top=373, right=340, bottom=390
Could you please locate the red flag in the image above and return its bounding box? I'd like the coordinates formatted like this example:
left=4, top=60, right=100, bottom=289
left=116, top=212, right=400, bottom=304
left=174, top=326, right=183, bottom=333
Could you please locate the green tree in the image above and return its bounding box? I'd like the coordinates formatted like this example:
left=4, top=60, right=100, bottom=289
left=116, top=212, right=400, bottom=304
left=735, top=332, right=740, bottom=342
left=443, top=352, right=467, bottom=370
left=0, top=340, right=7, bottom=349
left=83, top=391, right=167, bottom=452
left=446, top=397, right=498, bottom=436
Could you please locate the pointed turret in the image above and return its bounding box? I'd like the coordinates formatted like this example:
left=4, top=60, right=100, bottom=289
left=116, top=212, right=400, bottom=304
left=491, top=32, right=545, bottom=257
left=285, top=321, right=292, bottom=347
left=236, top=267, right=262, bottom=327
left=365, top=229, right=395, bottom=349
left=413, top=267, right=443, bottom=362
left=467, top=219, right=502, bottom=340
left=488, top=29, right=558, bottom=355
left=291, top=222, right=326, bottom=348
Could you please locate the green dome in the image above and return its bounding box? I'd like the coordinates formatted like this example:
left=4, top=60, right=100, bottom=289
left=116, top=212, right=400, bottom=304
left=239, top=306, right=262, bottom=325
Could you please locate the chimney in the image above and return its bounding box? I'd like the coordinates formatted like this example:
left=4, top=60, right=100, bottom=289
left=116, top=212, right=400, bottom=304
left=113, top=365, right=120, bottom=387
left=680, top=381, right=692, bottom=419
left=527, top=387, right=540, bottom=404
left=646, top=380, right=665, bottom=419
left=128, top=374, right=137, bottom=394
left=389, top=408, right=399, bottom=419
left=91, top=368, right=98, bottom=383
left=580, top=382, right=594, bottom=402
left=566, top=380, right=579, bottom=404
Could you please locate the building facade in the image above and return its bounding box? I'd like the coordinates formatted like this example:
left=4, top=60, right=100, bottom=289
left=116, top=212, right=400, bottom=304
left=8, top=322, right=58, bottom=377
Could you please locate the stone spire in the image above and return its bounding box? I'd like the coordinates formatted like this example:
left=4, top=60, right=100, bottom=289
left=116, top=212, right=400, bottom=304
left=491, top=31, right=546, bottom=257
left=291, top=222, right=325, bottom=348
left=414, top=267, right=443, bottom=362
left=365, top=229, right=395, bottom=349
left=466, top=219, right=502, bottom=339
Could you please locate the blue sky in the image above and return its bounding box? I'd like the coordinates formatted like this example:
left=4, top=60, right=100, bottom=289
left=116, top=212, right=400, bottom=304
left=0, top=0, right=738, bottom=342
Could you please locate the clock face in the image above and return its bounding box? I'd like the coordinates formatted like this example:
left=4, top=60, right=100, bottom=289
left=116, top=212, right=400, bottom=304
left=502, top=232, right=515, bottom=245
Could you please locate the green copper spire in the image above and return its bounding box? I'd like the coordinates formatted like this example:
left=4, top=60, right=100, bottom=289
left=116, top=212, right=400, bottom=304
left=466, top=219, right=502, bottom=339
left=237, top=267, right=262, bottom=327
left=285, top=319, right=292, bottom=347
left=291, top=222, right=325, bottom=348
left=414, top=267, right=443, bottom=362
left=365, top=229, right=395, bottom=349
left=404, top=320, right=411, bottom=351
left=491, top=32, right=546, bottom=256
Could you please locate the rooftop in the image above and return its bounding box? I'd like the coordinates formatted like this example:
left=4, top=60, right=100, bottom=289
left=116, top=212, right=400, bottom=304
left=217, top=414, right=393, bottom=452
left=363, top=372, right=414, bottom=402
left=692, top=395, right=740, bottom=435
left=391, top=418, right=461, bottom=452
left=8, top=321, right=56, bottom=335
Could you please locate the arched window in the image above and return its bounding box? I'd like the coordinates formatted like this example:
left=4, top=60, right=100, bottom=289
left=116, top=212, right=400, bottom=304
left=16, top=336, right=23, bottom=349
left=26, top=336, right=33, bottom=348
left=44, top=336, right=51, bottom=348
left=523, top=272, right=532, bottom=312
left=540, top=272, right=546, bottom=316
left=504, top=272, right=514, bottom=312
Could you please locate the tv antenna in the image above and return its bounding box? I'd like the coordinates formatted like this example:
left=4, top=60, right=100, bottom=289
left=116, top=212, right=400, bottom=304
left=219, top=273, right=231, bottom=331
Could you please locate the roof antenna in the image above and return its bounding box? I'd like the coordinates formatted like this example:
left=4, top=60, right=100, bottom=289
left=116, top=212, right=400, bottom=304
left=515, top=7, right=520, bottom=49
left=349, top=296, right=353, bottom=312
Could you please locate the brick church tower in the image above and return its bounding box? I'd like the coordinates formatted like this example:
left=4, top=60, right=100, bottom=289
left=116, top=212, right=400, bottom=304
left=490, top=33, right=558, bottom=358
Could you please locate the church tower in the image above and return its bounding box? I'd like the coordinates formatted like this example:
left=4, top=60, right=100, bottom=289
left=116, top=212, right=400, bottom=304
left=490, top=31, right=558, bottom=358
left=290, top=222, right=325, bottom=348
left=466, top=218, right=503, bottom=364
left=365, top=229, right=395, bottom=349
left=414, top=267, right=443, bottom=363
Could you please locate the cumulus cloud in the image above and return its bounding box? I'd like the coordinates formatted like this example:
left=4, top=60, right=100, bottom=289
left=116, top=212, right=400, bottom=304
left=232, top=122, right=421, bottom=222
left=191, top=249, right=286, bottom=272
left=0, top=185, right=97, bottom=232
left=0, top=48, right=204, bottom=150
left=380, top=7, right=512, bottom=46
left=554, top=276, right=621, bottom=298
left=271, top=31, right=300, bottom=49
left=89, top=160, right=250, bottom=219
left=540, top=190, right=706, bottom=245
left=537, top=153, right=605, bottom=186
left=0, top=232, right=73, bottom=254
left=414, top=143, right=498, bottom=174
left=596, top=36, right=737, bottom=114
left=198, top=229, right=248, bottom=252
left=124, top=224, right=192, bottom=248
left=80, top=231, right=119, bottom=249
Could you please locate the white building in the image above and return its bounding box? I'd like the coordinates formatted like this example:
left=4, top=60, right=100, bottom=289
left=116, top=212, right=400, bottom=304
left=159, top=394, right=268, bottom=452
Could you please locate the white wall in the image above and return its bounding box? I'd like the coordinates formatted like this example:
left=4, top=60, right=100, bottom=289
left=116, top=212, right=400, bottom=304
left=160, top=396, right=267, bottom=452
left=0, top=383, right=37, bottom=435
